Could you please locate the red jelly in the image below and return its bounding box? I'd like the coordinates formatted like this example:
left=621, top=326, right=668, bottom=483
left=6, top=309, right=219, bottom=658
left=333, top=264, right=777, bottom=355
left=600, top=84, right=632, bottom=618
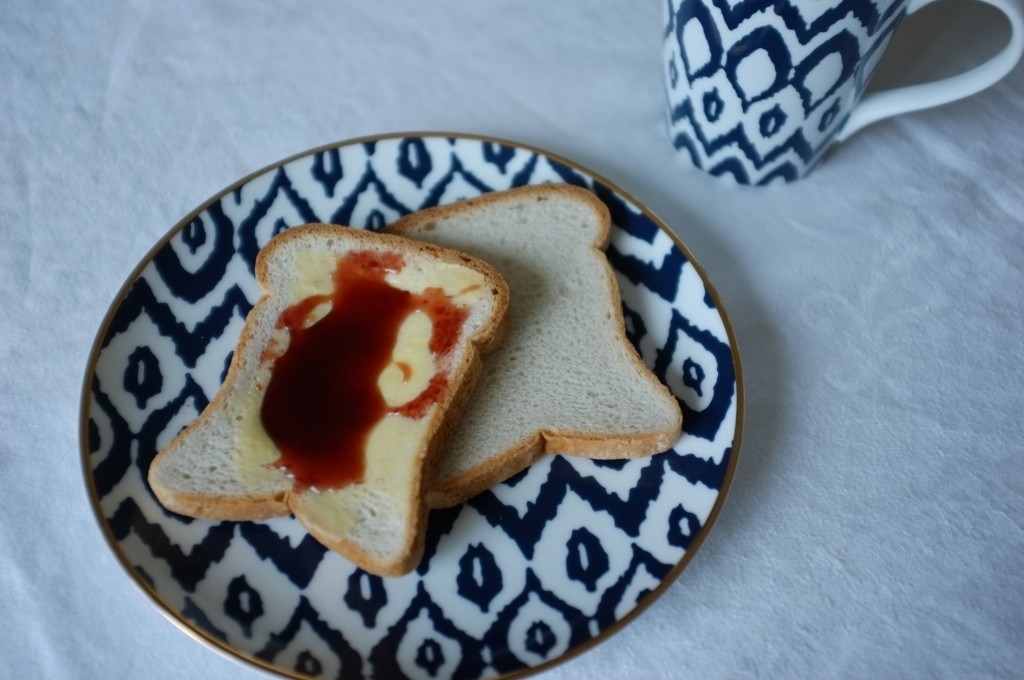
left=259, top=249, right=468, bottom=491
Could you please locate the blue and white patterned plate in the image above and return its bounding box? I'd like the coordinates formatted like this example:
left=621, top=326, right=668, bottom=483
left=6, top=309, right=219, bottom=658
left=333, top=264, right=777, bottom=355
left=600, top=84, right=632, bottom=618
left=81, top=133, right=743, bottom=680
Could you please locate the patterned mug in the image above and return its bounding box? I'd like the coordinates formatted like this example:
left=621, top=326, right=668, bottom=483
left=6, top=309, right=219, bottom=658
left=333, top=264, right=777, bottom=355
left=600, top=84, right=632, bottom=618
left=663, top=0, right=1024, bottom=184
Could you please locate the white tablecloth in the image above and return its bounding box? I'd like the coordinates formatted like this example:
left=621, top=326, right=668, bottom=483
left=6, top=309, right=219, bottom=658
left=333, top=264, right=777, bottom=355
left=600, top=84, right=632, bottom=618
left=2, top=1, right=1022, bottom=678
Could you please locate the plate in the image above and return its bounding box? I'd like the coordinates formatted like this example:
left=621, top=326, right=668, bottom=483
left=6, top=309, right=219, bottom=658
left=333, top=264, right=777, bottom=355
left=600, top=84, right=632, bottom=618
left=81, top=132, right=743, bottom=679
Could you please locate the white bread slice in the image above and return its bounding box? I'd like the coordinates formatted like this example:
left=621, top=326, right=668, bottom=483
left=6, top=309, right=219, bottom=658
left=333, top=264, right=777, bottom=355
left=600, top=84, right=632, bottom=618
left=387, top=185, right=683, bottom=508
left=148, top=224, right=508, bottom=576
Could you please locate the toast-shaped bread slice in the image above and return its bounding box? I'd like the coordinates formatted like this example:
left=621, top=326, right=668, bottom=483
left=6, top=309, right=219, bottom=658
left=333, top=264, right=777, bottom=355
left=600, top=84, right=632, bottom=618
left=387, top=185, right=683, bottom=508
left=148, top=224, right=509, bottom=576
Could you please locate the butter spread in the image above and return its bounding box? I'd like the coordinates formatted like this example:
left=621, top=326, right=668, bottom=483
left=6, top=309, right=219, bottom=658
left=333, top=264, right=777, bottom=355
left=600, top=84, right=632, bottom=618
left=377, top=310, right=436, bottom=408
left=231, top=245, right=479, bottom=495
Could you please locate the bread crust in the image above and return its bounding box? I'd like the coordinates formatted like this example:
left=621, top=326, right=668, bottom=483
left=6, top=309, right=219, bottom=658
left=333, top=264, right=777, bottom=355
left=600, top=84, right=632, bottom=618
left=388, top=184, right=683, bottom=509
left=148, top=224, right=509, bottom=575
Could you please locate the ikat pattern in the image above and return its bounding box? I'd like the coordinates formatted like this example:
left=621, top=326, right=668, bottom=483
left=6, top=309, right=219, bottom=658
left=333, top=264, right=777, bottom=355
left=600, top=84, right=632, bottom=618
left=85, top=136, right=740, bottom=679
left=664, top=0, right=905, bottom=183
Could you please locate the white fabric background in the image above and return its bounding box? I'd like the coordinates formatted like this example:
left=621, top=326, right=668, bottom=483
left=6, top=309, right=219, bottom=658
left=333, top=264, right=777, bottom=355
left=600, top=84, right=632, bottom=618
left=2, top=1, right=1022, bottom=679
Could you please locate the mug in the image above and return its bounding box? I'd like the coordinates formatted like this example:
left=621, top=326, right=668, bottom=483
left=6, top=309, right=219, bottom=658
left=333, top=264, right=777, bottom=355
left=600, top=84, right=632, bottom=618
left=663, top=0, right=1024, bottom=184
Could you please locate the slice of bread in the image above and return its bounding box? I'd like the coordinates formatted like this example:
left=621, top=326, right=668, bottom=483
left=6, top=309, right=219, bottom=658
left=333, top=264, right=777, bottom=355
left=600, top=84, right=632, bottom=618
left=387, top=185, right=683, bottom=508
left=148, top=224, right=509, bottom=576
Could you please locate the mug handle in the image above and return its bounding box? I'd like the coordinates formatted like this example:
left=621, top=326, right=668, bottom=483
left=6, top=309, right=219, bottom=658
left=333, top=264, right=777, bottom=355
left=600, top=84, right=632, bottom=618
left=836, top=0, right=1024, bottom=141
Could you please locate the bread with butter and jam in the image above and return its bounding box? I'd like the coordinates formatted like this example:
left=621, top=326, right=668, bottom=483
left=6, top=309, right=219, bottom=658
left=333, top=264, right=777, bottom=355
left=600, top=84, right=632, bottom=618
left=148, top=224, right=509, bottom=577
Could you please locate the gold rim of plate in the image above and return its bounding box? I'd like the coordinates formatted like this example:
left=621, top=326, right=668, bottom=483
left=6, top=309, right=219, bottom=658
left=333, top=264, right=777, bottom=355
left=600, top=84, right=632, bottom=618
left=78, top=131, right=746, bottom=680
